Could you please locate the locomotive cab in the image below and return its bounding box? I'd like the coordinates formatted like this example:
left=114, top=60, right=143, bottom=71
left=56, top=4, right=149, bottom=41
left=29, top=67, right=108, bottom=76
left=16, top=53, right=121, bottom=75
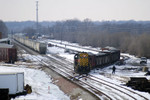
left=74, top=52, right=90, bottom=74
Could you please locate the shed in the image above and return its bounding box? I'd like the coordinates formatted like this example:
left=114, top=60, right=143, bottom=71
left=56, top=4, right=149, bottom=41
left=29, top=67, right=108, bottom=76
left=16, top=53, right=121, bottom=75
left=0, top=72, right=24, bottom=95
left=0, top=43, right=17, bottom=63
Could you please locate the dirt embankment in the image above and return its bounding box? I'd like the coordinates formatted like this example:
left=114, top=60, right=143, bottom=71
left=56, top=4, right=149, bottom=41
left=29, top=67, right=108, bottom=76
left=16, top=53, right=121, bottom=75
left=42, top=67, right=99, bottom=100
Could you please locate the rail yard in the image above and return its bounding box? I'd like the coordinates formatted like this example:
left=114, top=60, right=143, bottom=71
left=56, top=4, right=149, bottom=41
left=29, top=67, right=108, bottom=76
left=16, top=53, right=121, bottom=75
left=1, top=34, right=148, bottom=100
left=1, top=0, right=150, bottom=100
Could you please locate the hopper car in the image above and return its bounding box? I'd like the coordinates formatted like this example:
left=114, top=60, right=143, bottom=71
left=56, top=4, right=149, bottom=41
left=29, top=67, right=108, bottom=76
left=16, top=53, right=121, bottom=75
left=13, top=35, right=47, bottom=54
left=74, top=48, right=120, bottom=74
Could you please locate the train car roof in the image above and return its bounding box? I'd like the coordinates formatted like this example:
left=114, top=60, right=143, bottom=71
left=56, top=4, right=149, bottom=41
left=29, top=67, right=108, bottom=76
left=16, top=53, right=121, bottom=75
left=16, top=35, right=47, bottom=44
left=96, top=52, right=106, bottom=56
left=0, top=38, right=10, bottom=43
left=87, top=52, right=94, bottom=55
left=104, top=46, right=119, bottom=50
left=100, top=50, right=120, bottom=54
left=0, top=43, right=14, bottom=48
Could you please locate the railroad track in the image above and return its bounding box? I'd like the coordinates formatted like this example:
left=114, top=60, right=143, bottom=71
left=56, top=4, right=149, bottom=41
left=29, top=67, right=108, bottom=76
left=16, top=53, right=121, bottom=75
left=89, top=74, right=149, bottom=100
left=44, top=54, right=150, bottom=100
left=13, top=39, right=113, bottom=99
left=34, top=53, right=150, bottom=100
left=13, top=39, right=150, bottom=100
left=32, top=56, right=113, bottom=100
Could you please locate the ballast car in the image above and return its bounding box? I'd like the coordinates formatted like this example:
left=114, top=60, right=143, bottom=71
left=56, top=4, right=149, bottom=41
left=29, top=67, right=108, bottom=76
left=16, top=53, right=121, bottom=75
left=74, top=47, right=120, bottom=74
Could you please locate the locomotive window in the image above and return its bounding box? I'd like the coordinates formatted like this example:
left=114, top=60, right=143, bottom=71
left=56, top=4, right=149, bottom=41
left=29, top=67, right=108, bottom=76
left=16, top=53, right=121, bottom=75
left=74, top=54, right=78, bottom=59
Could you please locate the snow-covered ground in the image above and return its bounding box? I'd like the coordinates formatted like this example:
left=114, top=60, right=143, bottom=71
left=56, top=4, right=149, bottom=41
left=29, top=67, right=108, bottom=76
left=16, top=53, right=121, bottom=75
left=0, top=57, right=70, bottom=100
left=47, top=46, right=74, bottom=61
left=42, top=39, right=99, bottom=54
left=1, top=38, right=150, bottom=99
left=47, top=39, right=100, bottom=52
left=46, top=43, right=150, bottom=79
left=46, top=40, right=150, bottom=77
left=45, top=40, right=150, bottom=99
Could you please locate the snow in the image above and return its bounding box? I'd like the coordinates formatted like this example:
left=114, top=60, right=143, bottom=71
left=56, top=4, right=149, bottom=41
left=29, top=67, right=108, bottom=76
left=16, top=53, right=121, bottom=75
left=45, top=39, right=99, bottom=54
left=45, top=39, right=150, bottom=99
left=46, top=39, right=150, bottom=78
left=2, top=38, right=150, bottom=99
left=47, top=46, right=65, bottom=54
left=0, top=64, right=70, bottom=100
left=47, top=46, right=74, bottom=62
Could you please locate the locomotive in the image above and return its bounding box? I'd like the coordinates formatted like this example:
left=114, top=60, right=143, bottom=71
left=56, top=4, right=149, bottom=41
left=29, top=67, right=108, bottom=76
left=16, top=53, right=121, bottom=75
left=74, top=47, right=120, bottom=74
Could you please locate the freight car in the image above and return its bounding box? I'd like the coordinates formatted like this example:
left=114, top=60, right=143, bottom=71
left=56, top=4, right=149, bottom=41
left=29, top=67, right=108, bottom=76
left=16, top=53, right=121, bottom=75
left=0, top=44, right=17, bottom=63
left=74, top=48, right=120, bottom=74
left=13, top=35, right=47, bottom=54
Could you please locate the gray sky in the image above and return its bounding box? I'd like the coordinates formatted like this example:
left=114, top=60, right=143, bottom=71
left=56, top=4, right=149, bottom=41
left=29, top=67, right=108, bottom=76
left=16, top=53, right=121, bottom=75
left=0, top=0, right=150, bottom=21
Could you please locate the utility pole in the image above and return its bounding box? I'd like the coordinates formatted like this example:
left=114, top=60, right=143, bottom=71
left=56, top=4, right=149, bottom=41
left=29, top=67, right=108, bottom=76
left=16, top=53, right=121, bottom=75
left=36, top=1, right=39, bottom=35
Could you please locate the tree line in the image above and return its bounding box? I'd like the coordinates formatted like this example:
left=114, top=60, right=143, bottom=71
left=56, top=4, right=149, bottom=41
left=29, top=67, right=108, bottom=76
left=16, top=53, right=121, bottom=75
left=5, top=19, right=150, bottom=58
left=0, top=20, right=8, bottom=38
left=45, top=19, right=150, bottom=58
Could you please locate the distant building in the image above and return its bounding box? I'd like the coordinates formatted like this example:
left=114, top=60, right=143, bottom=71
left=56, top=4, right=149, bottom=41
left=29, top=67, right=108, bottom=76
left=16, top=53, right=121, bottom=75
left=0, top=43, right=17, bottom=63
left=0, top=37, right=17, bottom=63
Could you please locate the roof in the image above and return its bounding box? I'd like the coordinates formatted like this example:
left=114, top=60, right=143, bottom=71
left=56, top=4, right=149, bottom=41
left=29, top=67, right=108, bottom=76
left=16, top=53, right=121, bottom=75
left=104, top=46, right=119, bottom=51
left=96, top=52, right=106, bottom=56
left=0, top=38, right=10, bottom=43
left=0, top=43, right=14, bottom=48
left=0, top=72, right=24, bottom=75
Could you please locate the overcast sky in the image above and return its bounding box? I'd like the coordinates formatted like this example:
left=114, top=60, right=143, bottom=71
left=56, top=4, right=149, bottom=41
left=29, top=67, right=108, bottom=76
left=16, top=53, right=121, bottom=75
left=0, top=0, right=150, bottom=21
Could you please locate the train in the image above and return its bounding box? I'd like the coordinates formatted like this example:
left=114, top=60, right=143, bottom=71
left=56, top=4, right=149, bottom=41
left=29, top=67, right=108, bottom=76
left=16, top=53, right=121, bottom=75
left=13, top=35, right=47, bottom=54
left=74, top=47, right=120, bottom=74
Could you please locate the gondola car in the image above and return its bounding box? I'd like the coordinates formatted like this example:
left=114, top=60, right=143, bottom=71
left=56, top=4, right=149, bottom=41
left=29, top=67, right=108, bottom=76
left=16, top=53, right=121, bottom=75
left=74, top=48, right=120, bottom=74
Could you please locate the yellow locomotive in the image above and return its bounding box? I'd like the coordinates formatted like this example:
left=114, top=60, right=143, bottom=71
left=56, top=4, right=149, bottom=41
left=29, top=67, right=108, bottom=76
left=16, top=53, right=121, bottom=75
left=74, top=52, right=90, bottom=74
left=74, top=48, right=120, bottom=74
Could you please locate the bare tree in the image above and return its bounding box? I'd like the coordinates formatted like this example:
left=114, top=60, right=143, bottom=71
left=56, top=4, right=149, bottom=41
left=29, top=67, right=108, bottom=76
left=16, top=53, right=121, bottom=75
left=0, top=20, right=8, bottom=38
